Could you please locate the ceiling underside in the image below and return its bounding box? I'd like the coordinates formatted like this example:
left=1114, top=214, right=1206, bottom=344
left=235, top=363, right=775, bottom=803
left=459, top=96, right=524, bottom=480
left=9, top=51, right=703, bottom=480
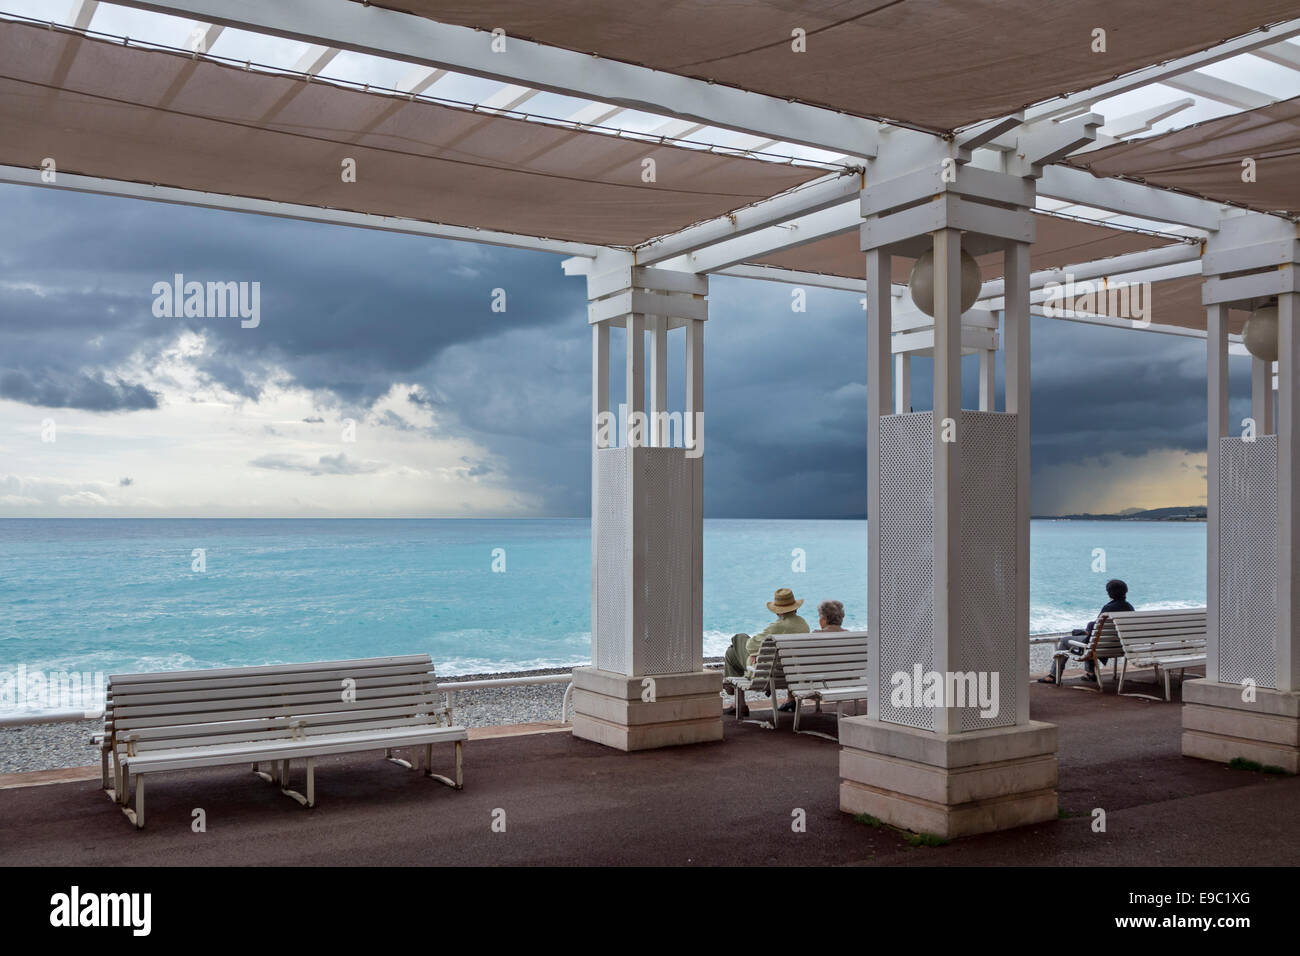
left=0, top=18, right=825, bottom=248
left=359, top=0, right=1300, bottom=131
left=1069, top=96, right=1300, bottom=218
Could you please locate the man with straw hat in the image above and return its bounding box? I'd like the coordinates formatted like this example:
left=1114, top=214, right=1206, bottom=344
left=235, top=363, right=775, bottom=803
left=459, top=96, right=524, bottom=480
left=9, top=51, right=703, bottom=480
left=722, top=588, right=810, bottom=716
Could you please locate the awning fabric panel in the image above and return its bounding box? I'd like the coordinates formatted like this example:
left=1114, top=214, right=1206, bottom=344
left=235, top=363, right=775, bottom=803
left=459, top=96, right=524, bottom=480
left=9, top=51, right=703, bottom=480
left=0, top=19, right=824, bottom=247
left=361, top=0, right=1300, bottom=132
left=751, top=213, right=1180, bottom=283
left=1068, top=97, right=1300, bottom=217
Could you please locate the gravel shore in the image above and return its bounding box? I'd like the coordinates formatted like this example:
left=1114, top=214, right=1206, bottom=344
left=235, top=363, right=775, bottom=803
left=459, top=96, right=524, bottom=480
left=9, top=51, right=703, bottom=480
left=1, top=644, right=1075, bottom=775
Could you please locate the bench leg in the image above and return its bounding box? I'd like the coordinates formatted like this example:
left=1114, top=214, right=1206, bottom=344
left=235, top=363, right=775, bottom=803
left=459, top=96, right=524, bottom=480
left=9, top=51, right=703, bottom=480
left=423, top=740, right=463, bottom=790
left=279, top=758, right=313, bottom=808
left=101, top=744, right=110, bottom=791
left=1117, top=659, right=1128, bottom=696
left=385, top=749, right=416, bottom=770
left=120, top=774, right=144, bottom=829
left=1163, top=667, right=1171, bottom=702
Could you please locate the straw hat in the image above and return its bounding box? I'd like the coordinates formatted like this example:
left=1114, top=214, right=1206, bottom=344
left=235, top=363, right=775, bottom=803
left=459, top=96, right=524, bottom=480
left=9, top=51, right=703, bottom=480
left=767, top=587, right=804, bottom=615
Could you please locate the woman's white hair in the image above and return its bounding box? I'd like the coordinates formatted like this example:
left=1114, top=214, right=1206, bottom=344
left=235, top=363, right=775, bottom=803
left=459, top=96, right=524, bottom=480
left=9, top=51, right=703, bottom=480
left=818, top=600, right=845, bottom=626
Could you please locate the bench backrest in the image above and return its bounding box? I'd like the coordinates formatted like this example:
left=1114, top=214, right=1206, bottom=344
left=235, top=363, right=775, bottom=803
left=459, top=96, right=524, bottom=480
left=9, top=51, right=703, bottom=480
left=1109, top=609, right=1208, bottom=660
left=106, top=655, right=443, bottom=757
left=772, top=632, right=869, bottom=693
left=747, top=637, right=787, bottom=692
left=1080, top=615, right=1124, bottom=660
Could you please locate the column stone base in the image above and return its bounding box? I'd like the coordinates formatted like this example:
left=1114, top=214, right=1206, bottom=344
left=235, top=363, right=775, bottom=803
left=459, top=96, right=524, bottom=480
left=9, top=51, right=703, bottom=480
left=1182, top=679, right=1300, bottom=773
left=570, top=666, right=723, bottom=751
left=838, top=716, right=1058, bottom=839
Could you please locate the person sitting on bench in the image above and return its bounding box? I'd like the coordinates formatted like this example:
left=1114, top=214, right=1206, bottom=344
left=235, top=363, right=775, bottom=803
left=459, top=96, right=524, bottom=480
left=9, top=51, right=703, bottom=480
left=1039, top=578, right=1134, bottom=684
left=723, top=588, right=810, bottom=716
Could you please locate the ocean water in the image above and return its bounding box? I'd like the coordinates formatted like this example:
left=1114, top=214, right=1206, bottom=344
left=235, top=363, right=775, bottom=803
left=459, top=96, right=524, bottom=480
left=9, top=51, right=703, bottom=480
left=0, top=518, right=1205, bottom=709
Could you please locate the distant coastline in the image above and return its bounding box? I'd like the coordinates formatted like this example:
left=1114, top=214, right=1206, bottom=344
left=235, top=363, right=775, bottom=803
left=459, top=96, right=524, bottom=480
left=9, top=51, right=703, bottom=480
left=1032, top=506, right=1207, bottom=522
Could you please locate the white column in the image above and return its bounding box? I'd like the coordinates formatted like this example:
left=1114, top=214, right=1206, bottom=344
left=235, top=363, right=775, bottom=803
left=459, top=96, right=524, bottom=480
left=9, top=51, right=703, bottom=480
left=894, top=353, right=910, bottom=414
left=1252, top=357, right=1275, bottom=436
left=624, top=313, right=645, bottom=672
left=865, top=248, right=892, bottom=723
left=1004, top=244, right=1032, bottom=725
left=649, top=317, right=668, bottom=446
left=686, top=318, right=705, bottom=672
left=591, top=323, right=610, bottom=668
left=932, top=228, right=962, bottom=735
left=1205, top=303, right=1228, bottom=685
left=1279, top=292, right=1299, bottom=691
left=978, top=349, right=995, bottom=412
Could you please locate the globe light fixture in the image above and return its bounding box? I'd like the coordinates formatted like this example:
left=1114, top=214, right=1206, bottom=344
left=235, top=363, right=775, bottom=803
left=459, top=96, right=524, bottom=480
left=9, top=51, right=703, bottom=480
left=1242, top=303, right=1279, bottom=363
left=907, top=247, right=983, bottom=318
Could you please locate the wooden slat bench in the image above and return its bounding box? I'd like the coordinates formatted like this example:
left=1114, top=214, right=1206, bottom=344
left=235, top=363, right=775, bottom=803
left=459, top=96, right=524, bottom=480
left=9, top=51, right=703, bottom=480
left=1110, top=608, right=1208, bottom=700
left=1051, top=614, right=1125, bottom=692
left=101, top=654, right=465, bottom=828
left=772, top=632, right=869, bottom=737
left=721, top=637, right=786, bottom=725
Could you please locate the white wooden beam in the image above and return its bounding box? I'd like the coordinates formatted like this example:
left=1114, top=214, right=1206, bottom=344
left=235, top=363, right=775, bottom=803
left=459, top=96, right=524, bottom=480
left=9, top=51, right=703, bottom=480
left=293, top=45, right=339, bottom=76
left=0, top=164, right=602, bottom=257
left=64, top=0, right=97, bottom=29
left=1161, top=71, right=1273, bottom=110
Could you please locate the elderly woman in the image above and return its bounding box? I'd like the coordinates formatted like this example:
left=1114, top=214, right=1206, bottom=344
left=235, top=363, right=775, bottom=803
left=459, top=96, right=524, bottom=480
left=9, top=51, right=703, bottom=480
left=775, top=599, right=848, bottom=712
left=814, top=600, right=846, bottom=632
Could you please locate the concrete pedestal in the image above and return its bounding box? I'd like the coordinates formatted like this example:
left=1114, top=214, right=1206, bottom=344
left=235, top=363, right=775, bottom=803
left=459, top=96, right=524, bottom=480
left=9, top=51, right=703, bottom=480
left=839, top=716, right=1058, bottom=839
left=1182, top=679, right=1300, bottom=773
left=570, top=666, right=722, bottom=751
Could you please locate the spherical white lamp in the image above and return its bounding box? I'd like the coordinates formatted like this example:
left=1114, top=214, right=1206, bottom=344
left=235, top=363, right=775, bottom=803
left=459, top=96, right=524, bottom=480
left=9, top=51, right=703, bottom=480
left=907, top=248, right=983, bottom=318
left=1242, top=304, right=1279, bottom=363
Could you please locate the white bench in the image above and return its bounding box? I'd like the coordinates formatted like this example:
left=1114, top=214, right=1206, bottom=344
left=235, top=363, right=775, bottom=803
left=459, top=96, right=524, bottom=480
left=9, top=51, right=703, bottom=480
left=722, top=636, right=790, bottom=725
left=102, top=654, right=465, bottom=828
left=1110, top=608, right=1208, bottom=700
left=1052, top=615, right=1125, bottom=692
left=772, top=632, right=869, bottom=737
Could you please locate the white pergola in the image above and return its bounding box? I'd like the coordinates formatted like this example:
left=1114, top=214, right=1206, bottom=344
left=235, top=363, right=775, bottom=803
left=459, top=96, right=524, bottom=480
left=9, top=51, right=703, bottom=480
left=6, top=0, right=1300, bottom=837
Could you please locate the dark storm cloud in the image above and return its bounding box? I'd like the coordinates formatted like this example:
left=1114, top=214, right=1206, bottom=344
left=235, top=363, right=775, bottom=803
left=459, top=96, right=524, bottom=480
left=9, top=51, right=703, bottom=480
left=0, top=368, right=159, bottom=411
left=0, top=183, right=1231, bottom=516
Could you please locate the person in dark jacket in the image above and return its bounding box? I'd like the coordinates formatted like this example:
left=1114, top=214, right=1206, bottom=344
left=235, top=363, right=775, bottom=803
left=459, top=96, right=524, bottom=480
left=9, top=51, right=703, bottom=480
left=1039, top=579, right=1134, bottom=684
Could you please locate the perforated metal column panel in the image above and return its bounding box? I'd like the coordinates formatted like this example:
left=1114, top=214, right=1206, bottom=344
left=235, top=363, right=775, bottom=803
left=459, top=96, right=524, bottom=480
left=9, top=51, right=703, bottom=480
left=592, top=446, right=699, bottom=676
left=955, top=411, right=1018, bottom=731
left=594, top=447, right=629, bottom=674
left=636, top=447, right=698, bottom=674
left=878, top=413, right=936, bottom=730
left=1219, top=436, right=1279, bottom=688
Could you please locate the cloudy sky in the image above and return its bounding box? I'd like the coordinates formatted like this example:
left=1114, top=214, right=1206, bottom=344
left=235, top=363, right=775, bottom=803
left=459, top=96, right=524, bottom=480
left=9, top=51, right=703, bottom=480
left=0, top=179, right=1261, bottom=519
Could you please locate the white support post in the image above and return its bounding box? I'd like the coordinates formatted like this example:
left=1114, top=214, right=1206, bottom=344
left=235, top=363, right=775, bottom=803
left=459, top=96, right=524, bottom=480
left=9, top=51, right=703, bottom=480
left=893, top=353, right=910, bottom=414
left=1185, top=226, right=1300, bottom=773
left=574, top=267, right=718, bottom=751
left=624, top=313, right=645, bottom=673
left=865, top=247, right=892, bottom=723
left=1280, top=292, right=1299, bottom=692
left=932, top=228, right=962, bottom=737
left=842, top=169, right=1054, bottom=839
left=978, top=349, right=996, bottom=412
left=1252, top=357, right=1276, bottom=436
left=1005, top=248, right=1032, bottom=726
left=1205, top=304, right=1228, bottom=685
left=649, top=317, right=668, bottom=446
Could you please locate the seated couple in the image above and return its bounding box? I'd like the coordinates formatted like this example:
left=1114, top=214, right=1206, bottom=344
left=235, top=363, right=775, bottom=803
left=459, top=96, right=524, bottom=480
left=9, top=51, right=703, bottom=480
left=1038, top=578, right=1133, bottom=685
left=723, top=588, right=847, bottom=717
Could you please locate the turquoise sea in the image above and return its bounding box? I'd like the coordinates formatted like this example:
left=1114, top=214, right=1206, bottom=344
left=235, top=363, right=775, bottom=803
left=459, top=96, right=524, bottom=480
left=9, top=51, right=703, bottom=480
left=0, top=518, right=1205, bottom=707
